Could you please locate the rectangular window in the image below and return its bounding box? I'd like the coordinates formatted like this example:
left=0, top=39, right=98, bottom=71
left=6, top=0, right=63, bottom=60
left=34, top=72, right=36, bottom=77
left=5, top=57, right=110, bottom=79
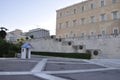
left=82, top=6, right=85, bottom=12
left=73, top=34, right=76, bottom=38
left=90, top=16, right=95, bottom=23
left=100, top=14, right=106, bottom=21
left=100, top=0, right=105, bottom=7
left=66, top=10, right=69, bottom=16
left=102, top=30, right=106, bottom=35
left=81, top=18, right=85, bottom=24
left=73, top=8, right=77, bottom=14
left=73, top=20, right=77, bottom=26
left=59, top=23, right=62, bottom=29
left=66, top=34, right=68, bottom=38
left=90, top=32, right=94, bottom=36
left=112, top=0, right=116, bottom=4
left=113, top=29, right=119, bottom=35
left=66, top=21, right=69, bottom=28
left=60, top=12, right=62, bottom=17
left=90, top=4, right=94, bottom=10
left=81, top=33, right=85, bottom=38
left=112, top=11, right=118, bottom=19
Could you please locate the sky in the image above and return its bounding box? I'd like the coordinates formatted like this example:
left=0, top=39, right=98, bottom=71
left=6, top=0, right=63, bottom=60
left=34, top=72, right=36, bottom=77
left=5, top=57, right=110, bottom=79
left=0, top=0, right=85, bottom=35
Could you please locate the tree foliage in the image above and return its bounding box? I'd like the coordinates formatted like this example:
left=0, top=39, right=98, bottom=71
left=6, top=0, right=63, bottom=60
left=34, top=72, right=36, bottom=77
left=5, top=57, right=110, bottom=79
left=0, top=27, right=22, bottom=57
left=0, top=27, right=7, bottom=39
left=0, top=30, right=7, bottom=39
left=26, top=36, right=29, bottom=40
left=30, top=35, right=34, bottom=39
left=0, top=39, right=21, bottom=57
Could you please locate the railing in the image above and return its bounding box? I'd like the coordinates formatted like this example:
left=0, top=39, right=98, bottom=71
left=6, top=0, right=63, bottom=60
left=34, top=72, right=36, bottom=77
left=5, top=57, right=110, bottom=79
left=28, top=34, right=120, bottom=43
left=62, top=34, right=120, bottom=41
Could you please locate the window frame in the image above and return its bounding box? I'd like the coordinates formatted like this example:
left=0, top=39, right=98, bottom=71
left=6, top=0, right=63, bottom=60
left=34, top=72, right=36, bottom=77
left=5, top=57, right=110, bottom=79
left=66, top=21, right=69, bottom=28
left=90, top=16, right=95, bottom=23
left=66, top=10, right=69, bottom=16
left=81, top=32, right=86, bottom=38
left=100, top=0, right=105, bottom=7
left=112, top=11, right=118, bottom=20
left=90, top=32, right=95, bottom=36
left=112, top=0, right=116, bottom=4
left=101, top=30, right=106, bottom=36
left=100, top=13, right=106, bottom=21
left=59, top=12, right=62, bottom=17
left=90, top=3, right=94, bottom=10
left=81, top=18, right=86, bottom=24
left=73, top=20, right=77, bottom=27
left=73, top=8, right=77, bottom=14
left=81, top=5, right=85, bottom=12
left=113, top=27, right=119, bottom=35
left=58, top=23, right=62, bottom=29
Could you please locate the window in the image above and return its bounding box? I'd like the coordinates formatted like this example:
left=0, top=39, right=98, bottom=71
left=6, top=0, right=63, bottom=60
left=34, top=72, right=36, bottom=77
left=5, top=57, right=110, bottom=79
left=59, top=23, right=62, bottom=29
left=66, top=34, right=68, bottom=38
left=100, top=14, right=106, bottom=21
left=73, top=8, right=77, bottom=14
left=90, top=4, right=94, bottom=10
left=66, top=10, right=69, bottom=16
left=60, top=12, right=62, bottom=17
left=81, top=33, right=85, bottom=38
left=90, top=32, right=94, bottom=36
left=100, top=0, right=105, bottom=7
left=113, top=29, right=119, bottom=35
left=112, top=11, right=118, bottom=19
left=112, top=0, right=116, bottom=3
left=90, top=16, right=95, bottom=23
left=66, top=21, right=69, bottom=28
left=81, top=18, right=85, bottom=24
left=102, top=30, right=106, bottom=35
left=73, top=20, right=77, bottom=26
left=82, top=6, right=85, bottom=12
left=73, top=34, right=76, bottom=38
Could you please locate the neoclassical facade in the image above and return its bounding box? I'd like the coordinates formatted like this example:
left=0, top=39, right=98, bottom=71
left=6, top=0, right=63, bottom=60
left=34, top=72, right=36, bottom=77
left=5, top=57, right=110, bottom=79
left=56, top=0, right=120, bottom=38
left=26, top=28, right=50, bottom=39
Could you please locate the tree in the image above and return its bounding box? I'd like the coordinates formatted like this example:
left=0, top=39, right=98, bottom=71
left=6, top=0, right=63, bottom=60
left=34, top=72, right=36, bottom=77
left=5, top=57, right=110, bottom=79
left=0, top=27, right=8, bottom=39
left=17, top=39, right=20, bottom=42
left=20, top=38, right=24, bottom=42
left=0, top=39, right=20, bottom=57
left=26, top=36, right=29, bottom=40
left=30, top=35, right=34, bottom=39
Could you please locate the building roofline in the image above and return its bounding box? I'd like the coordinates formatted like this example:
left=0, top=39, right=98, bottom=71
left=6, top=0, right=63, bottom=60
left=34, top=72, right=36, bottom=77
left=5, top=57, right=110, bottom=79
left=29, top=28, right=49, bottom=32
left=56, top=0, right=89, bottom=12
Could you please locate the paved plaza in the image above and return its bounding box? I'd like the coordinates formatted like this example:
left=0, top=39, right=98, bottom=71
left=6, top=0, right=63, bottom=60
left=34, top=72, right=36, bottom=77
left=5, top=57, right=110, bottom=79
left=0, top=56, right=120, bottom=80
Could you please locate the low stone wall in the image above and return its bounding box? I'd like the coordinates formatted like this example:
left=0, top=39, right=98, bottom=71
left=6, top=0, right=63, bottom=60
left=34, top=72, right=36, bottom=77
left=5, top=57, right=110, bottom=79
left=28, top=35, right=120, bottom=59
left=29, top=38, right=74, bottom=53
left=64, top=35, right=120, bottom=59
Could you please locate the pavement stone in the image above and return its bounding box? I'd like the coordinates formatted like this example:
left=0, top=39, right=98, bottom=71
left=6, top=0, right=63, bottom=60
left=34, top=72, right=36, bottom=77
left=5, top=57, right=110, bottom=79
left=0, top=75, right=46, bottom=80
left=0, top=60, right=37, bottom=71
left=45, top=63, right=106, bottom=71
left=48, top=60, right=87, bottom=63
left=0, top=56, right=120, bottom=80
left=54, top=69, right=120, bottom=80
